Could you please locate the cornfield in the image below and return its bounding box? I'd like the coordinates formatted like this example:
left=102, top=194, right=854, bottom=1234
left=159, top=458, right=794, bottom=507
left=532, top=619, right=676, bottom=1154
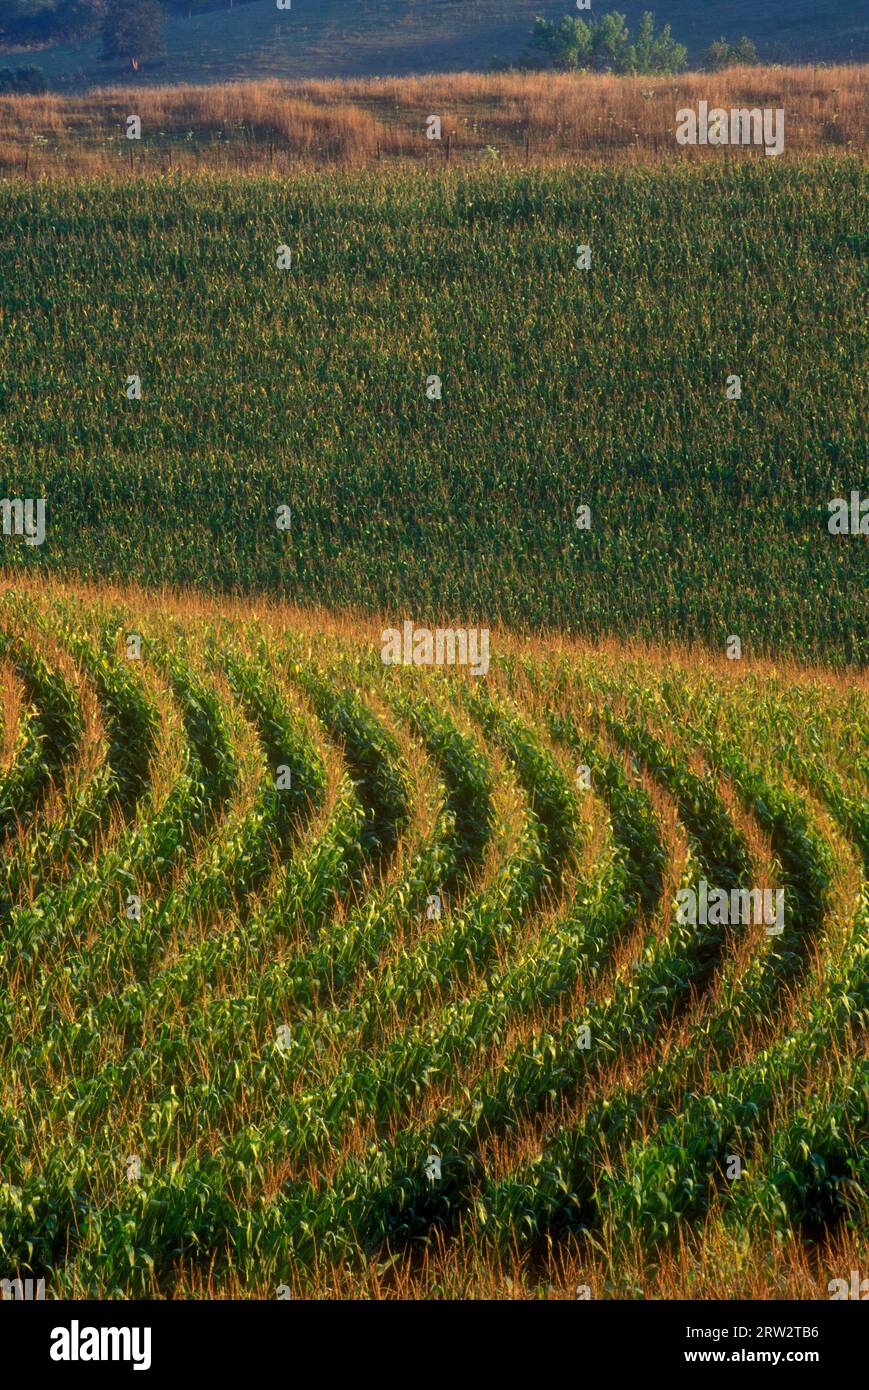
left=0, top=578, right=864, bottom=1298
left=0, top=76, right=866, bottom=1305
left=1, top=162, right=866, bottom=663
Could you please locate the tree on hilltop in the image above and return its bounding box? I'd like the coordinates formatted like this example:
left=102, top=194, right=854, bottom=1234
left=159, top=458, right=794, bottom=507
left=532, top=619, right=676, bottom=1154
left=100, top=0, right=167, bottom=66
left=526, top=10, right=687, bottom=75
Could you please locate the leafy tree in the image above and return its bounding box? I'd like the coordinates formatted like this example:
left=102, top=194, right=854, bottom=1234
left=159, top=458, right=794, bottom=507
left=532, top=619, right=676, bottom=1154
left=732, top=36, right=759, bottom=65
left=703, top=35, right=759, bottom=70
left=625, top=11, right=687, bottom=75
left=591, top=10, right=631, bottom=70
left=100, top=0, right=166, bottom=64
left=526, top=10, right=686, bottom=76
left=528, top=16, right=593, bottom=72
left=703, top=38, right=730, bottom=71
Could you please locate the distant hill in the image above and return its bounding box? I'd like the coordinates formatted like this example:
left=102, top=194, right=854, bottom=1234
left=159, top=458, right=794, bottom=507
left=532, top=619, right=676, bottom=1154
left=3, top=0, right=867, bottom=91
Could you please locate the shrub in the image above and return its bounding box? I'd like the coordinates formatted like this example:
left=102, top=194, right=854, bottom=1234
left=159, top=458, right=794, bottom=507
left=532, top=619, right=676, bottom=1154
left=703, top=36, right=760, bottom=71
left=526, top=9, right=687, bottom=75
left=0, top=64, right=48, bottom=94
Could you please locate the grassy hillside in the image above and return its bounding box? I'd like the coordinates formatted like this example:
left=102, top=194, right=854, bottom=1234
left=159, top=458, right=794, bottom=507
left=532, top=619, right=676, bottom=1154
left=4, top=0, right=868, bottom=91
left=0, top=578, right=865, bottom=1297
left=1, top=163, right=865, bottom=664
left=1, top=66, right=864, bottom=177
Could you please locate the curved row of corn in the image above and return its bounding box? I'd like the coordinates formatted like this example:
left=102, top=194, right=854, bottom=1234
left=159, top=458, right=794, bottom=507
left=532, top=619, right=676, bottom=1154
left=0, top=579, right=865, bottom=1298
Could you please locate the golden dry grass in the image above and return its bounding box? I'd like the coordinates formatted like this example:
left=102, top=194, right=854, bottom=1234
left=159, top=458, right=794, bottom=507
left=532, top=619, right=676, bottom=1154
left=0, top=64, right=864, bottom=178
left=167, top=1214, right=867, bottom=1300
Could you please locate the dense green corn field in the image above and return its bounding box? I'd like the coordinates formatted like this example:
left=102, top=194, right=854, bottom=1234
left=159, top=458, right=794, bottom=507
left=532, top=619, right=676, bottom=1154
left=0, top=162, right=866, bottom=663
left=0, top=581, right=864, bottom=1298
